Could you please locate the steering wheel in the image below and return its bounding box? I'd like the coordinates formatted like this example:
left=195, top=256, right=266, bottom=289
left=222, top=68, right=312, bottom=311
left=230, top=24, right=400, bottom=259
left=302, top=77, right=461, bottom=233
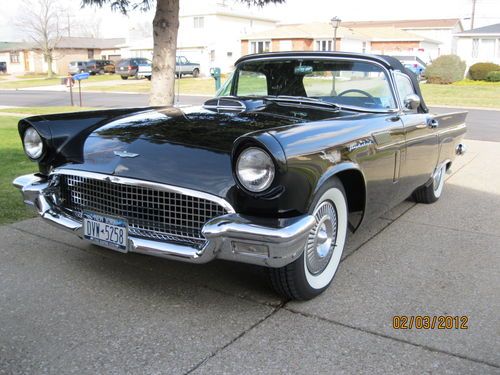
left=337, top=89, right=374, bottom=98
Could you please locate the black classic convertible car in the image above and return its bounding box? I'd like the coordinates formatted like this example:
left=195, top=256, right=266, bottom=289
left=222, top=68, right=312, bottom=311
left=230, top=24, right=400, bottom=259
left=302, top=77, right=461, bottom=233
left=14, top=52, right=467, bottom=300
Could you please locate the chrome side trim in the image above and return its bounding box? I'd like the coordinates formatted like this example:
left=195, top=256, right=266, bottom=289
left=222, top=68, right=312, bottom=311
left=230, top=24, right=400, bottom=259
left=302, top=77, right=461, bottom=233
left=50, top=168, right=236, bottom=214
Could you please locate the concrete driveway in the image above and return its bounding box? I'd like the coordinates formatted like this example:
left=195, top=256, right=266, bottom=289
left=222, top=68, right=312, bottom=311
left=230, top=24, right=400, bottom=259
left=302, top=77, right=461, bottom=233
left=1, top=139, right=499, bottom=374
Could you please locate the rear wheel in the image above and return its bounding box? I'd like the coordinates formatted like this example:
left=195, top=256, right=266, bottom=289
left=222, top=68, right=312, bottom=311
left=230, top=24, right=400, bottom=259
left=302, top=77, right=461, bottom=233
left=146, top=75, right=151, bottom=81
left=413, top=163, right=446, bottom=203
left=120, top=75, right=128, bottom=80
left=192, top=68, right=200, bottom=78
left=269, top=178, right=348, bottom=300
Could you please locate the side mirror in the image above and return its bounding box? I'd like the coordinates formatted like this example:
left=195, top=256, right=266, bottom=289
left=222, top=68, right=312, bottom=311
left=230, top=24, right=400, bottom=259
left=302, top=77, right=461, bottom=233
left=403, top=94, right=421, bottom=110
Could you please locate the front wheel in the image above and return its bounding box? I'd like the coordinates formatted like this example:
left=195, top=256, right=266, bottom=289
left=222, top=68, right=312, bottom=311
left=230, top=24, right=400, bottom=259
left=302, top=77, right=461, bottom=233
left=269, top=179, right=348, bottom=300
left=413, top=163, right=446, bottom=204
left=120, top=75, right=128, bottom=80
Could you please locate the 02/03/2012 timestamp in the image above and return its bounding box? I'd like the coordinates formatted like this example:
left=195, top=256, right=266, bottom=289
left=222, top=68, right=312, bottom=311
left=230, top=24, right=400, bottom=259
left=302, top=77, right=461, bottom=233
left=392, top=315, right=469, bottom=330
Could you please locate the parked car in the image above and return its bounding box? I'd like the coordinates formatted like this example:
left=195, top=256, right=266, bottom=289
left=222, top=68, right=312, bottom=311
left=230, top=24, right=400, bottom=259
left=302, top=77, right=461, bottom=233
left=13, top=52, right=467, bottom=300
left=176, top=56, right=200, bottom=77
left=86, top=59, right=115, bottom=75
left=0, top=61, right=6, bottom=73
left=68, top=61, right=88, bottom=75
left=393, top=55, right=426, bottom=80
left=116, top=58, right=151, bottom=80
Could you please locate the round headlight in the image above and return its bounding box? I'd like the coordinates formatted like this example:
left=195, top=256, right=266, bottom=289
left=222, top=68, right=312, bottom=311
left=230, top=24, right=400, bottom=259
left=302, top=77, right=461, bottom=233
left=23, top=127, right=44, bottom=159
left=236, top=147, right=275, bottom=193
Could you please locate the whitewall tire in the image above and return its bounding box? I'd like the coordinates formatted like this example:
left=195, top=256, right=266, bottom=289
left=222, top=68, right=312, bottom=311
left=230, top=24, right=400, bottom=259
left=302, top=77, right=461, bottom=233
left=270, top=178, right=348, bottom=300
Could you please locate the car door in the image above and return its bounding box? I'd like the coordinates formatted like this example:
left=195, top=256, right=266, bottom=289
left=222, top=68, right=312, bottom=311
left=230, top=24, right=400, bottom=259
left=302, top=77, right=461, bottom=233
left=179, top=56, right=189, bottom=73
left=396, top=72, right=439, bottom=197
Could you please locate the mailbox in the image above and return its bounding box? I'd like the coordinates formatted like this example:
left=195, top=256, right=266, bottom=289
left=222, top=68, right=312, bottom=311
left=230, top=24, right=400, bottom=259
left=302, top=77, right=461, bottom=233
left=210, top=67, right=221, bottom=91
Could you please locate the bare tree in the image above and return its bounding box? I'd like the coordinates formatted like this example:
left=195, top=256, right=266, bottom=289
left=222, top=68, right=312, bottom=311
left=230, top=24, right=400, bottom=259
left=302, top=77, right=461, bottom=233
left=81, top=0, right=285, bottom=106
left=16, top=0, right=63, bottom=78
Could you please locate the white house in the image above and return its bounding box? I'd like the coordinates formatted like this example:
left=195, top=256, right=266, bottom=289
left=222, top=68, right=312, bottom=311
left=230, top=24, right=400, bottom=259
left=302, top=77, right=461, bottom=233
left=455, top=23, right=500, bottom=67
left=125, top=0, right=278, bottom=75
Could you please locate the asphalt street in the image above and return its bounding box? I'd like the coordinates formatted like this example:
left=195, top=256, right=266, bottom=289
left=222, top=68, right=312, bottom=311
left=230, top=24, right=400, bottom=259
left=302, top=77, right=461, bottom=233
left=1, top=140, right=499, bottom=373
left=0, top=89, right=499, bottom=141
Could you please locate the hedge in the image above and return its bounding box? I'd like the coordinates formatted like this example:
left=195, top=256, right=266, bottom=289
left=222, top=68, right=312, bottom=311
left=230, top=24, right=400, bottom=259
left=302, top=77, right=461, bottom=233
left=486, top=71, right=500, bottom=82
left=425, top=55, right=466, bottom=84
left=469, top=62, right=500, bottom=81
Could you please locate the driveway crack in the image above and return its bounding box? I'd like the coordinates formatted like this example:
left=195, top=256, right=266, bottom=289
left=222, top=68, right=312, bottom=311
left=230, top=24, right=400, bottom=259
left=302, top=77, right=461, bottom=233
left=283, top=306, right=500, bottom=370
left=183, top=301, right=287, bottom=374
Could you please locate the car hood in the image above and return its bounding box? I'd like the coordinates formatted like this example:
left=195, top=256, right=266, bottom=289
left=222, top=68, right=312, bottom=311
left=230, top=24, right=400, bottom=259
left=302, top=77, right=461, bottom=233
left=65, top=106, right=304, bottom=198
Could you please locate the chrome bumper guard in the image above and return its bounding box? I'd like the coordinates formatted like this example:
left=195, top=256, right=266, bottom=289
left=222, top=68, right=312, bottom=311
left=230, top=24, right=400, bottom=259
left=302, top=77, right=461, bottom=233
left=13, top=174, right=315, bottom=268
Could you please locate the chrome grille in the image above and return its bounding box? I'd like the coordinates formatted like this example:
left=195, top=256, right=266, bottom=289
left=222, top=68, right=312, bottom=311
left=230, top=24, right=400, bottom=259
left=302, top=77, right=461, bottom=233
left=55, top=174, right=229, bottom=248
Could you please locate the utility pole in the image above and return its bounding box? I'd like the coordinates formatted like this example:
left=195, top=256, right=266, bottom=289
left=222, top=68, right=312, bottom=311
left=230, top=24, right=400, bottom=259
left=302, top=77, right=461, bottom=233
left=470, top=0, right=477, bottom=29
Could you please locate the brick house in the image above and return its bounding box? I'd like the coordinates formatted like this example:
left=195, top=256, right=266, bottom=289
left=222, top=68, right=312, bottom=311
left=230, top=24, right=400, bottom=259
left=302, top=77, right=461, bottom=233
left=240, top=23, right=370, bottom=55
left=0, top=37, right=124, bottom=75
left=342, top=19, right=463, bottom=55
left=240, top=20, right=452, bottom=63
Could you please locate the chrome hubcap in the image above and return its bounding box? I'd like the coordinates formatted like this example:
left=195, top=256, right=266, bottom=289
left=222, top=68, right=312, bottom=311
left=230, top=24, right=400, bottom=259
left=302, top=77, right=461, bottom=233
left=433, top=166, right=444, bottom=192
left=306, top=201, right=338, bottom=275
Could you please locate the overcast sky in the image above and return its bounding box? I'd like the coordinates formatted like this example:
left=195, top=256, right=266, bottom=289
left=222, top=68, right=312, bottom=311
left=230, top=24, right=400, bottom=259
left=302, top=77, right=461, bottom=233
left=1, top=0, right=499, bottom=41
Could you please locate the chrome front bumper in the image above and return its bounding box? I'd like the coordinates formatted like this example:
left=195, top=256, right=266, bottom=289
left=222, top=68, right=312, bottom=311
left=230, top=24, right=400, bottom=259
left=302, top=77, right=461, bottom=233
left=13, top=174, right=315, bottom=268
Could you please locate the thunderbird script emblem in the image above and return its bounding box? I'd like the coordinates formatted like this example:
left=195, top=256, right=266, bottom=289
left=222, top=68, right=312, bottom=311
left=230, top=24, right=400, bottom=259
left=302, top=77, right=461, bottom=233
left=114, top=150, right=139, bottom=158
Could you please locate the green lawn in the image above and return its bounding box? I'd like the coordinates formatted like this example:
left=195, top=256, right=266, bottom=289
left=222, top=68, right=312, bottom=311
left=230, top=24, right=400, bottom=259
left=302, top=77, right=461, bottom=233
left=87, top=77, right=218, bottom=95
left=421, top=81, right=500, bottom=108
left=0, top=116, right=37, bottom=224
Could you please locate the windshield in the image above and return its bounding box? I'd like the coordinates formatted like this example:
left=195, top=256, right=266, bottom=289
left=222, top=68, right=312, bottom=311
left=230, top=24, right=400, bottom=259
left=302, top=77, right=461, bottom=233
left=218, top=59, right=397, bottom=110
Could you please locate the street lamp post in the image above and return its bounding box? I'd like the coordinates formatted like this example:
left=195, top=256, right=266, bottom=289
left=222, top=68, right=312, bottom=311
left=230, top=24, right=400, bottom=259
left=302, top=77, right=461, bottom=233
left=330, top=16, right=341, bottom=51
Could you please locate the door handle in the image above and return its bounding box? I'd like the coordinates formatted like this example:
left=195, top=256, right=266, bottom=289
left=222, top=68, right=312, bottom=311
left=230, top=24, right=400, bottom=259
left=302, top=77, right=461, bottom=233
left=427, top=118, right=439, bottom=129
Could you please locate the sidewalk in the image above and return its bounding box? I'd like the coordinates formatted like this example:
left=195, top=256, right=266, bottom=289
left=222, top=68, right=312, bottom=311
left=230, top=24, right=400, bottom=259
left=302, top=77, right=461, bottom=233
left=0, top=140, right=498, bottom=374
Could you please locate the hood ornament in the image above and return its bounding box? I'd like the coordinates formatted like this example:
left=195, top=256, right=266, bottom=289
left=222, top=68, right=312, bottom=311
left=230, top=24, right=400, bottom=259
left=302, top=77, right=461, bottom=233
left=114, top=150, right=139, bottom=158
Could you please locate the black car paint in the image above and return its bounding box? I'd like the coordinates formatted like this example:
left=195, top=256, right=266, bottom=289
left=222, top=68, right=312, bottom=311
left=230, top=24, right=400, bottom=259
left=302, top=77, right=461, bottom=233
left=18, top=52, right=467, bottom=229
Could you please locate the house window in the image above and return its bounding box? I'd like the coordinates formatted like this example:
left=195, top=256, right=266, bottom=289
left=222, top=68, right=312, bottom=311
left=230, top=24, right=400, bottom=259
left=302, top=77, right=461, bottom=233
left=88, top=49, right=94, bottom=59
left=315, top=40, right=332, bottom=51
left=472, top=38, right=479, bottom=58
left=10, top=52, right=19, bottom=63
left=250, top=40, right=271, bottom=54
left=479, top=39, right=495, bottom=59
left=194, top=16, right=204, bottom=28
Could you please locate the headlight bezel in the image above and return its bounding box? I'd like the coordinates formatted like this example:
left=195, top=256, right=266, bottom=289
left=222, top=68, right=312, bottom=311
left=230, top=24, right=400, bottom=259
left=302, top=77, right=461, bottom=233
left=235, top=146, right=276, bottom=193
left=22, top=127, right=45, bottom=160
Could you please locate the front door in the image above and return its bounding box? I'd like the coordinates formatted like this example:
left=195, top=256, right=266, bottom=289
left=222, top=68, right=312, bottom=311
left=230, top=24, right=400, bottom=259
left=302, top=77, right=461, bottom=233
left=395, top=72, right=439, bottom=197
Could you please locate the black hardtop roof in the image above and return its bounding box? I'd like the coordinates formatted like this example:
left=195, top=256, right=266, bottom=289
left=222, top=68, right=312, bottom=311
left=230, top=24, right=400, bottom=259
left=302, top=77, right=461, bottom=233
left=235, top=51, right=406, bottom=71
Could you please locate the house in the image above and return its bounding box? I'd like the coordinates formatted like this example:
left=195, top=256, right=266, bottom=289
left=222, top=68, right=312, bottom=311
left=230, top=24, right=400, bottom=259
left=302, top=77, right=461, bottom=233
left=124, top=1, right=278, bottom=75
left=354, top=27, right=441, bottom=62
left=240, top=23, right=371, bottom=55
left=342, top=19, right=464, bottom=55
left=0, top=37, right=124, bottom=75
left=455, top=23, right=500, bottom=67
left=240, top=22, right=441, bottom=62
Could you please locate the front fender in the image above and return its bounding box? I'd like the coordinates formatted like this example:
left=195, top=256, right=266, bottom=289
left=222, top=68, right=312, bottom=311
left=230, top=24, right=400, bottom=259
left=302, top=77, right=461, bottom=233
left=311, top=161, right=367, bottom=231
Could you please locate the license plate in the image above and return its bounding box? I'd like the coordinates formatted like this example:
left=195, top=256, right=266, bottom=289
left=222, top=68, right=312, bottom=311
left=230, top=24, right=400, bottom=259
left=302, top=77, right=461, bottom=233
left=83, top=212, right=128, bottom=252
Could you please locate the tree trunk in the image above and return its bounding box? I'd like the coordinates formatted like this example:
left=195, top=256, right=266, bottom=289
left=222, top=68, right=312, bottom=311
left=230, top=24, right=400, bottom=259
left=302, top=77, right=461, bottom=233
left=150, top=0, right=180, bottom=106
left=46, top=53, right=54, bottom=79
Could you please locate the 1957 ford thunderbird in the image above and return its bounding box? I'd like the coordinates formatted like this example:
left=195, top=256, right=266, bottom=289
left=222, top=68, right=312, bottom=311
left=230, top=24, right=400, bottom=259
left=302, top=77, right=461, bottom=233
left=14, top=52, right=467, bottom=300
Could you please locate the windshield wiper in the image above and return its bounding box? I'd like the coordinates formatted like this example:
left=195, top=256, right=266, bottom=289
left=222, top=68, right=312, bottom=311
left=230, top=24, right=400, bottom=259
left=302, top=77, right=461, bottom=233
left=263, top=95, right=341, bottom=111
